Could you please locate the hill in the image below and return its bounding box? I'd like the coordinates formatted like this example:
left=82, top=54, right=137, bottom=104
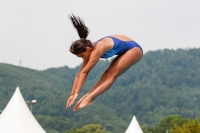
left=1, top=48, right=200, bottom=132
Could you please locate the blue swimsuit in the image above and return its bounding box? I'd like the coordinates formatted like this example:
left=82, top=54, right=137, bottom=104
left=94, top=36, right=143, bottom=59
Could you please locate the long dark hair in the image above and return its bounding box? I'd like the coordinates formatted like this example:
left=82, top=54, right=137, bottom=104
left=68, top=14, right=92, bottom=55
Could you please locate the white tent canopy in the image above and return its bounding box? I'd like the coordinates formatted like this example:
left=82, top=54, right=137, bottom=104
left=125, top=115, right=143, bottom=133
left=0, top=87, right=46, bottom=133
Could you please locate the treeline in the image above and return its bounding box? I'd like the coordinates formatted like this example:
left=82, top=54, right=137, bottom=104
left=68, top=115, right=200, bottom=133
left=0, top=48, right=200, bottom=133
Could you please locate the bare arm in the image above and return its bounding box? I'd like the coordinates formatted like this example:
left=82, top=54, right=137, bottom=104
left=74, top=41, right=112, bottom=94
left=67, top=46, right=100, bottom=109
left=66, top=61, right=88, bottom=109
left=66, top=41, right=112, bottom=109
left=74, top=51, right=101, bottom=94
left=70, top=61, right=88, bottom=95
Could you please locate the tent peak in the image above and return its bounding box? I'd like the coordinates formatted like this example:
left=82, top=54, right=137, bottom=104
left=0, top=86, right=46, bottom=133
left=16, top=86, right=20, bottom=90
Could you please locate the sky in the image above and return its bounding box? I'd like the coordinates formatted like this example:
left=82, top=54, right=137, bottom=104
left=0, top=0, right=199, bottom=70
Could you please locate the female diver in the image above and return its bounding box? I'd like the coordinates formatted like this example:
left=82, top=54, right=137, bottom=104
left=66, top=14, right=143, bottom=111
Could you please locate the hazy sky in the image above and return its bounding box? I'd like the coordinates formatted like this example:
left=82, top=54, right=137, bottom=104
left=0, top=0, right=199, bottom=70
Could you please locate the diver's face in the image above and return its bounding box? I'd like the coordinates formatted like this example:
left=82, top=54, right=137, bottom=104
left=76, top=46, right=92, bottom=60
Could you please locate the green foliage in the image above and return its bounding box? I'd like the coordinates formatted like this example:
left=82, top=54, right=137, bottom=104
left=64, top=124, right=110, bottom=133
left=1, top=48, right=200, bottom=132
left=141, top=125, right=154, bottom=133
left=155, top=115, right=189, bottom=133
left=170, top=118, right=200, bottom=133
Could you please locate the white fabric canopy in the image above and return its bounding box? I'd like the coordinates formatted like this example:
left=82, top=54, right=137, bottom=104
left=125, top=116, right=143, bottom=133
left=0, top=87, right=46, bottom=133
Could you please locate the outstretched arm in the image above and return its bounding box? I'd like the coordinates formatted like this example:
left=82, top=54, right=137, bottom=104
left=67, top=41, right=112, bottom=109
left=70, top=62, right=87, bottom=95
left=73, top=41, right=113, bottom=94
left=66, top=61, right=87, bottom=109
left=67, top=45, right=103, bottom=109
left=74, top=52, right=101, bottom=94
left=66, top=53, right=100, bottom=109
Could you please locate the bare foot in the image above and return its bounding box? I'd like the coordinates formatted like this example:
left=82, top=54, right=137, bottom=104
left=74, top=96, right=93, bottom=111
left=74, top=94, right=89, bottom=109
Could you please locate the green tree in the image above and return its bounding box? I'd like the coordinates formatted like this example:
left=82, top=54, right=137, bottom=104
left=64, top=124, right=109, bottom=133
left=155, top=115, right=189, bottom=133
left=64, top=127, right=77, bottom=133
left=170, top=118, right=200, bottom=133
left=141, top=125, right=154, bottom=133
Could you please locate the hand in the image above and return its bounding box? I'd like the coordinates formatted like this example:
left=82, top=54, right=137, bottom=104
left=66, top=93, right=78, bottom=109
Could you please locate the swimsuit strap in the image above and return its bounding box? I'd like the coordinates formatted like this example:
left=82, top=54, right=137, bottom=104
left=94, top=36, right=133, bottom=47
left=108, top=36, right=134, bottom=42
left=93, top=36, right=120, bottom=47
left=93, top=37, right=107, bottom=47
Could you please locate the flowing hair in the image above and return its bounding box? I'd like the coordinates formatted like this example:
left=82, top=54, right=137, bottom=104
left=68, top=14, right=90, bottom=39
left=68, top=14, right=92, bottom=55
